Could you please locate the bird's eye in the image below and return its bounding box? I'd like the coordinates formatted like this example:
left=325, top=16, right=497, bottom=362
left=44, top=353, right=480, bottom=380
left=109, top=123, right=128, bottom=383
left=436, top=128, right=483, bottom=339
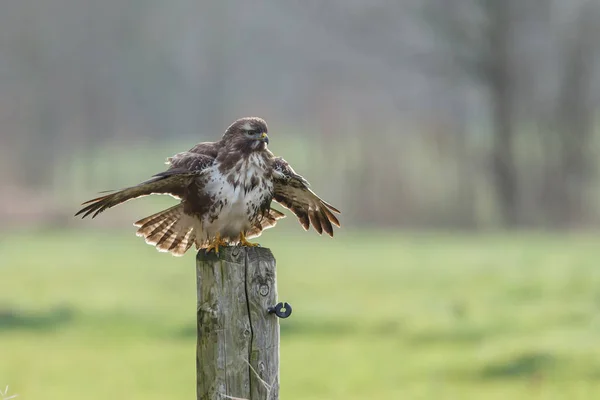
left=247, top=129, right=260, bottom=136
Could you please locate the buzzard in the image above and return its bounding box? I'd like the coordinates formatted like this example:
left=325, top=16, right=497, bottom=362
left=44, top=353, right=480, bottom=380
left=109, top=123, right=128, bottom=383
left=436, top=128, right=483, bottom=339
left=75, top=117, right=340, bottom=256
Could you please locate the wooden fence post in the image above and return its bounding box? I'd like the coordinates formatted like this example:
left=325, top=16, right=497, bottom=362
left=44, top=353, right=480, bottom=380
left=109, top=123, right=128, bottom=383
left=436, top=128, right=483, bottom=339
left=196, top=246, right=280, bottom=400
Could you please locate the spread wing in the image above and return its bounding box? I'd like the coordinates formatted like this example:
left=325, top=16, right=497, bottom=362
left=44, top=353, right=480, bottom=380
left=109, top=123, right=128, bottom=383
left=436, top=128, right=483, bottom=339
left=271, top=157, right=340, bottom=236
left=75, top=150, right=215, bottom=219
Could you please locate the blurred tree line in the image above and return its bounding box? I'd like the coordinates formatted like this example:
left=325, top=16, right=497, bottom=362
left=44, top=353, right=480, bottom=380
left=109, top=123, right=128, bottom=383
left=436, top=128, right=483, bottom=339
left=1, top=0, right=599, bottom=230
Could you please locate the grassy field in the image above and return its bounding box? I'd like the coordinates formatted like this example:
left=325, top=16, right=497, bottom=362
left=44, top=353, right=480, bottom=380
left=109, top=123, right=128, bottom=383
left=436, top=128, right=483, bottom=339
left=2, top=228, right=600, bottom=399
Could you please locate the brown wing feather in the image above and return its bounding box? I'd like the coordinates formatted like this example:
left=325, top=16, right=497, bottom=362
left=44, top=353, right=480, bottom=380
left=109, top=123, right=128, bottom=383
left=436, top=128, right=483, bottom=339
left=165, top=149, right=216, bottom=170
left=75, top=172, right=198, bottom=219
left=271, top=157, right=341, bottom=237
left=76, top=151, right=215, bottom=219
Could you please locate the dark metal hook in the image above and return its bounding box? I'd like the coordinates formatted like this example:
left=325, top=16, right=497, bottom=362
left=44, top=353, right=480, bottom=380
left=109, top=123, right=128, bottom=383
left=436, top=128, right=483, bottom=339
left=267, top=302, right=292, bottom=319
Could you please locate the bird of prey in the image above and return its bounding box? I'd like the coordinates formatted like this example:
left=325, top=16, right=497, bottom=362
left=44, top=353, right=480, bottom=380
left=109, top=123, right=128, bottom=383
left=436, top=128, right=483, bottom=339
left=75, top=117, right=340, bottom=256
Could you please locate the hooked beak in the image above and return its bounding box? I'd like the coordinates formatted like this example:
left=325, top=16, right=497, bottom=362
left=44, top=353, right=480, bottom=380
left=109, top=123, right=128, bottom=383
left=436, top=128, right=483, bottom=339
left=260, top=132, right=269, bottom=145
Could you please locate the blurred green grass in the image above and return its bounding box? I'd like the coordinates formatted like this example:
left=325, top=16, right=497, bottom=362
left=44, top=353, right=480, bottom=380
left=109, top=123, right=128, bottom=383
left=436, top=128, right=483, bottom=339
left=2, top=229, right=600, bottom=399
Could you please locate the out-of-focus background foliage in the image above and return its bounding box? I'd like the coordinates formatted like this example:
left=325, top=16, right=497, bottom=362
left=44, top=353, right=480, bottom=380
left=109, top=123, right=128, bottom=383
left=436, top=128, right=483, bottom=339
left=2, top=1, right=600, bottom=399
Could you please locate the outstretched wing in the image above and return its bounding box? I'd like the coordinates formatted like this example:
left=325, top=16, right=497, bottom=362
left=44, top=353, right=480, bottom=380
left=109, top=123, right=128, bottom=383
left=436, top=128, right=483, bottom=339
left=75, top=152, right=214, bottom=219
left=271, top=157, right=340, bottom=236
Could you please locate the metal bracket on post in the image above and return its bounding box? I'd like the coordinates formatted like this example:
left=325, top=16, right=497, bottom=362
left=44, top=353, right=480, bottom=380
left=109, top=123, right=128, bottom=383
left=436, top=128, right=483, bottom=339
left=267, top=302, right=292, bottom=319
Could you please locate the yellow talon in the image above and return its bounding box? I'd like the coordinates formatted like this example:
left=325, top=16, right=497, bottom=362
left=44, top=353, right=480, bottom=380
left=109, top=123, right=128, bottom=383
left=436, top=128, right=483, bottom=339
left=205, top=232, right=228, bottom=254
left=239, top=231, right=260, bottom=247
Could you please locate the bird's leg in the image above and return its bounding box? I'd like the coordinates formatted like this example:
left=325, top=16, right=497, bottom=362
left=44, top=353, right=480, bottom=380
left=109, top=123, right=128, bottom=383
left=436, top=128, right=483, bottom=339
left=239, top=231, right=260, bottom=248
left=205, top=232, right=227, bottom=255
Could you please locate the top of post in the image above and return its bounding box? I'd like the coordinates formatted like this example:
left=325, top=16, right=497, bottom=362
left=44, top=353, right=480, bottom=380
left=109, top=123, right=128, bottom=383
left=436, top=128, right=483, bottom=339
left=196, top=246, right=275, bottom=263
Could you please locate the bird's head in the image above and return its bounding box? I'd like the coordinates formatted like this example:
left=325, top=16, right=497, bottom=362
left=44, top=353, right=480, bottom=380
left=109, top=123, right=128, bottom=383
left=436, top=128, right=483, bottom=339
left=222, top=117, right=269, bottom=152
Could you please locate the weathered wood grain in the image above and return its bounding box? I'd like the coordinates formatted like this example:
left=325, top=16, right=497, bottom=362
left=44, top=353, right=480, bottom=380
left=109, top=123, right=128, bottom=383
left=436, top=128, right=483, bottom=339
left=246, top=248, right=279, bottom=399
left=196, top=246, right=279, bottom=400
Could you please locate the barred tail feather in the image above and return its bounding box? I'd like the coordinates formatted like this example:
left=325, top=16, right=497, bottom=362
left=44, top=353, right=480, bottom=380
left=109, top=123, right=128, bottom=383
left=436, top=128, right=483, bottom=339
left=134, top=205, right=198, bottom=256
left=246, top=208, right=286, bottom=239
